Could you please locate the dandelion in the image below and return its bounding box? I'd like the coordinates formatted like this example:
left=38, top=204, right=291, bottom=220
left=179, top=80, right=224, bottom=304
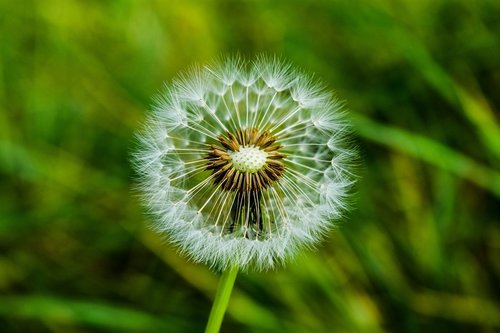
left=134, top=55, right=356, bottom=332
left=135, top=55, right=356, bottom=270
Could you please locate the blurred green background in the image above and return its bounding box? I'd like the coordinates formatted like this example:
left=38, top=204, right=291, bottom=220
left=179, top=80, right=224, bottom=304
left=1, top=0, right=499, bottom=332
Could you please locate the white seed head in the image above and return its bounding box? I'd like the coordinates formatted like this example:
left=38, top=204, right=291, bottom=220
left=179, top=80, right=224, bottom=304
left=229, top=146, right=268, bottom=173
left=133, top=55, right=357, bottom=271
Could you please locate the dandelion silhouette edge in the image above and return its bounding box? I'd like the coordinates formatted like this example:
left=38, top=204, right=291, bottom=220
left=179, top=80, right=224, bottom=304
left=133, top=55, right=356, bottom=271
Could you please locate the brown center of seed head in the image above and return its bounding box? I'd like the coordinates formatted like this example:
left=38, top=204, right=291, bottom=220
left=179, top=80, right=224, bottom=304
left=205, top=128, right=286, bottom=193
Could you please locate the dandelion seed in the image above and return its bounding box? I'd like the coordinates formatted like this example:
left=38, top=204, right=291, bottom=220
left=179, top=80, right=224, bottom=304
left=134, top=55, right=356, bottom=271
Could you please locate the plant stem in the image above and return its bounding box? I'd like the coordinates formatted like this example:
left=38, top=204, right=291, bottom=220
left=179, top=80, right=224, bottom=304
left=204, top=265, right=239, bottom=333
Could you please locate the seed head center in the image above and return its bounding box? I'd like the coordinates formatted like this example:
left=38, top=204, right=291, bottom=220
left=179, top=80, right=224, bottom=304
left=205, top=128, right=285, bottom=192
left=229, top=146, right=268, bottom=173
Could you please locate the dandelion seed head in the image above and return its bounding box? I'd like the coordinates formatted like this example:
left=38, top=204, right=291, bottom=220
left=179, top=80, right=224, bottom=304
left=134, top=55, right=357, bottom=271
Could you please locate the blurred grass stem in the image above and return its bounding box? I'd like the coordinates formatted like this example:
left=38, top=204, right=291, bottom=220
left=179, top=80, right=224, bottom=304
left=205, top=265, right=238, bottom=333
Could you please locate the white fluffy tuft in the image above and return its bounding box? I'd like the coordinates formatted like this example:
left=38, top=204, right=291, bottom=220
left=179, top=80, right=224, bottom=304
left=133, top=55, right=357, bottom=271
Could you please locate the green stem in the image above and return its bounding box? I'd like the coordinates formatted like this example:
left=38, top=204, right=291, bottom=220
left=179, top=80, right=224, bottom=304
left=204, top=265, right=239, bottom=333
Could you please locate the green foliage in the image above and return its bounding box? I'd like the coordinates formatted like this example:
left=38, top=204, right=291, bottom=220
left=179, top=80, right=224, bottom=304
left=1, top=0, right=499, bottom=332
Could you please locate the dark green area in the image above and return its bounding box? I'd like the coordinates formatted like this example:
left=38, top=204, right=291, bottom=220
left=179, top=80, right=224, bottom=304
left=1, top=0, right=499, bottom=332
